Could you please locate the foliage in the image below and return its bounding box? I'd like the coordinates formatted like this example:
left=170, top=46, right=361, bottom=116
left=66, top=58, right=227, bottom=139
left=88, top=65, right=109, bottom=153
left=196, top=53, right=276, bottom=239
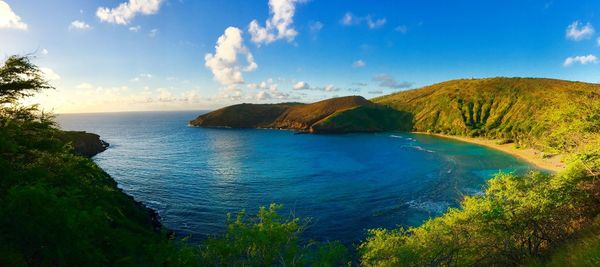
left=0, top=55, right=53, bottom=104
left=359, top=163, right=599, bottom=266
left=527, top=214, right=600, bottom=266
left=199, top=204, right=348, bottom=266
left=0, top=56, right=348, bottom=266
left=374, top=77, right=600, bottom=154
left=311, top=104, right=414, bottom=133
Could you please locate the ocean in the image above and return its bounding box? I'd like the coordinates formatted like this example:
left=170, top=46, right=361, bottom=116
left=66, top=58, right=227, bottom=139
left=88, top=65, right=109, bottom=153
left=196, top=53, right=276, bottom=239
left=57, top=111, right=536, bottom=244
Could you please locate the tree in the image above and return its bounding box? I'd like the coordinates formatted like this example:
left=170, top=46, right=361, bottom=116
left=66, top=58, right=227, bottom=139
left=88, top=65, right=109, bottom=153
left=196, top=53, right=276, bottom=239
left=0, top=55, right=53, bottom=105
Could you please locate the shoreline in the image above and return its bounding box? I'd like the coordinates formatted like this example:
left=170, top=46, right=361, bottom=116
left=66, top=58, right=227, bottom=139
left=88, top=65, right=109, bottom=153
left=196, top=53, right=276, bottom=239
left=412, top=132, right=566, bottom=172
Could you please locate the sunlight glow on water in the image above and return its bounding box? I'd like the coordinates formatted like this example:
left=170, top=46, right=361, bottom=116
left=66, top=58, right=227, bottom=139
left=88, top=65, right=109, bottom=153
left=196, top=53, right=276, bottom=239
left=58, top=111, right=536, bottom=244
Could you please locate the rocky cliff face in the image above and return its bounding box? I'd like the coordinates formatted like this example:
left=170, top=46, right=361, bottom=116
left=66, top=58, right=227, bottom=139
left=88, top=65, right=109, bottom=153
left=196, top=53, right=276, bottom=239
left=58, top=131, right=109, bottom=157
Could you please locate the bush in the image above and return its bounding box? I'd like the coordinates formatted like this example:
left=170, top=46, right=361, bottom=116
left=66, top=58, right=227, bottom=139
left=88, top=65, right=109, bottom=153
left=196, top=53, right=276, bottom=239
left=359, top=164, right=598, bottom=266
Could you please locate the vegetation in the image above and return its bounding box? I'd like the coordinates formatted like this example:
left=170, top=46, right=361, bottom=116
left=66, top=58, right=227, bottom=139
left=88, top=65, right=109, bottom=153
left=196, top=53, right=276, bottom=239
left=311, top=104, right=413, bottom=133
left=359, top=163, right=599, bottom=266
left=0, top=55, right=348, bottom=266
left=190, top=95, right=394, bottom=133
left=373, top=77, right=600, bottom=155
left=2, top=56, right=599, bottom=266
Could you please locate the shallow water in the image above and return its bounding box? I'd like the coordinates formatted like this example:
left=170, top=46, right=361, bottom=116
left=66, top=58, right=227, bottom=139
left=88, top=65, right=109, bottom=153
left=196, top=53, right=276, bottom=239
left=58, top=111, right=536, bottom=244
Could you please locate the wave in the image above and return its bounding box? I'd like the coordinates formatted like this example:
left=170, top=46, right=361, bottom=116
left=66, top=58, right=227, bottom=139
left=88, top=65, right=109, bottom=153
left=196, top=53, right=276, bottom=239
left=405, top=200, right=450, bottom=214
left=403, top=145, right=434, bottom=153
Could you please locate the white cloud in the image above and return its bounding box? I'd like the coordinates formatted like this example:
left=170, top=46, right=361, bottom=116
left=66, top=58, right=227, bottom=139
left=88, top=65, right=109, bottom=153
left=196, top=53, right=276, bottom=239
left=366, top=16, right=386, bottom=29
left=341, top=12, right=355, bottom=25
left=129, top=25, right=141, bottom=32
left=256, top=90, right=272, bottom=100
left=149, top=28, right=159, bottom=37
left=293, top=81, right=310, bottom=90
left=373, top=74, right=412, bottom=89
left=309, top=21, right=323, bottom=33
left=131, top=73, right=153, bottom=81
left=96, top=0, right=163, bottom=25
left=205, top=27, right=257, bottom=85
left=0, top=1, right=27, bottom=30
left=248, top=78, right=277, bottom=91
left=340, top=12, right=386, bottom=29
left=352, top=59, right=366, bottom=68
left=69, top=20, right=92, bottom=30
left=395, top=25, right=408, bottom=33
left=291, top=81, right=340, bottom=92
left=323, top=84, right=338, bottom=92
left=563, top=54, right=598, bottom=66
left=40, top=67, right=60, bottom=81
left=248, top=0, right=304, bottom=45
left=596, top=37, right=600, bottom=46
left=248, top=78, right=290, bottom=100
left=40, top=48, right=49, bottom=55
left=368, top=90, right=383, bottom=94
left=566, top=21, right=594, bottom=41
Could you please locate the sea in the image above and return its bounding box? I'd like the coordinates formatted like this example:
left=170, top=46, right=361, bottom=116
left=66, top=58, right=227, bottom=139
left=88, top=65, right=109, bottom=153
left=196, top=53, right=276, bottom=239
left=57, top=111, right=537, bottom=244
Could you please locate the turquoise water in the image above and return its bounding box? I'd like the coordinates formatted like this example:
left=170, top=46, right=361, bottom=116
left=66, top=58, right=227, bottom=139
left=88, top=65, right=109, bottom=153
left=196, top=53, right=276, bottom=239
left=57, top=111, right=536, bottom=244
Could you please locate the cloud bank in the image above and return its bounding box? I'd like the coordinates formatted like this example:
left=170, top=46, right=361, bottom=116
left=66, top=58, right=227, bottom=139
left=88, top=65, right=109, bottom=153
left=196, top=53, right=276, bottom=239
left=0, top=1, right=27, bottom=30
left=248, top=0, right=304, bottom=45
left=97, top=0, right=163, bottom=25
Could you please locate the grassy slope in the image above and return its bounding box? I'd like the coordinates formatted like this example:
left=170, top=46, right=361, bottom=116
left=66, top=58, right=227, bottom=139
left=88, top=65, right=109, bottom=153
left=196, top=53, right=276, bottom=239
left=190, top=96, right=400, bottom=133
left=527, top=214, right=600, bottom=266
left=373, top=77, right=600, bottom=154
left=270, top=95, right=371, bottom=130
left=189, top=103, right=298, bottom=128
left=311, top=105, right=413, bottom=133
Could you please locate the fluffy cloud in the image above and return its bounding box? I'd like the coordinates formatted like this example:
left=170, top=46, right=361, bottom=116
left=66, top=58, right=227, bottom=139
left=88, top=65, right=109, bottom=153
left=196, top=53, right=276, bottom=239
left=309, top=21, right=323, bottom=33
left=293, top=81, right=310, bottom=90
left=205, top=27, right=257, bottom=85
left=129, top=25, right=141, bottom=32
left=323, top=84, right=338, bottom=92
left=40, top=68, right=61, bottom=81
left=566, top=21, right=594, bottom=41
left=340, top=12, right=386, bottom=29
left=131, top=73, right=153, bottom=82
left=69, top=20, right=92, bottom=30
left=352, top=59, right=366, bottom=68
left=248, top=0, right=304, bottom=45
left=149, top=28, right=159, bottom=37
left=248, top=79, right=290, bottom=100
left=373, top=74, right=412, bottom=89
left=563, top=54, right=598, bottom=66
left=291, top=81, right=339, bottom=92
left=256, top=90, right=272, bottom=100
left=0, top=1, right=27, bottom=30
left=395, top=25, right=408, bottom=33
left=96, top=0, right=163, bottom=25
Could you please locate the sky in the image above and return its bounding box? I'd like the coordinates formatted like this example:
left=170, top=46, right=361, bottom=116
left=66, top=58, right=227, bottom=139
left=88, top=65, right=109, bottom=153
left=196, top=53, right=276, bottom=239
left=1, top=0, right=600, bottom=113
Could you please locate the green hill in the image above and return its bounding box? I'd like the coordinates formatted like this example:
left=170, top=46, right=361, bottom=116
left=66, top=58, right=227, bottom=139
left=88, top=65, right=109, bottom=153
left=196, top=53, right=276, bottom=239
left=373, top=77, right=600, bottom=154
left=190, top=96, right=407, bottom=133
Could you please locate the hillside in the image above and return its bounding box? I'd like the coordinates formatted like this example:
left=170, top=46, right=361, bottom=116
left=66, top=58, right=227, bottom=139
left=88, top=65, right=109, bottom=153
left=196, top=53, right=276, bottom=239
left=190, top=96, right=404, bottom=133
left=374, top=77, right=600, bottom=154
left=58, top=131, right=109, bottom=157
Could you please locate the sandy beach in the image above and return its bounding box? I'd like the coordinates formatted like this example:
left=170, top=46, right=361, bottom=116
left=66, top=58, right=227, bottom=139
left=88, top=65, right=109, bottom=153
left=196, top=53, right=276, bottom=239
left=413, top=132, right=566, bottom=172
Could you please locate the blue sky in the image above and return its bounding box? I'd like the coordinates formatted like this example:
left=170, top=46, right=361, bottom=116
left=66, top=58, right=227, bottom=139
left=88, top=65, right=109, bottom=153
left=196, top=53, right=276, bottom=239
left=1, top=0, right=600, bottom=113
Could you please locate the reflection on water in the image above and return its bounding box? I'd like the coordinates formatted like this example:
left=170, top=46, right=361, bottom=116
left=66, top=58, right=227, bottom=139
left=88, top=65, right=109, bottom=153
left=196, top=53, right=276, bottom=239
left=57, top=111, right=537, bottom=244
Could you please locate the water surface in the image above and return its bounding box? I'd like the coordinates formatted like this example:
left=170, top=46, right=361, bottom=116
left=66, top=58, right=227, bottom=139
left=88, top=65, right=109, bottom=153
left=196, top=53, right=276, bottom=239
left=58, top=111, right=536, bottom=244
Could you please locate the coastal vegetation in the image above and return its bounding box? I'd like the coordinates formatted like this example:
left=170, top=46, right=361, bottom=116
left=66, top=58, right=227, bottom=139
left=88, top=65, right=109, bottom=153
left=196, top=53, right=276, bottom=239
left=2, top=55, right=599, bottom=266
left=0, top=56, right=348, bottom=266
